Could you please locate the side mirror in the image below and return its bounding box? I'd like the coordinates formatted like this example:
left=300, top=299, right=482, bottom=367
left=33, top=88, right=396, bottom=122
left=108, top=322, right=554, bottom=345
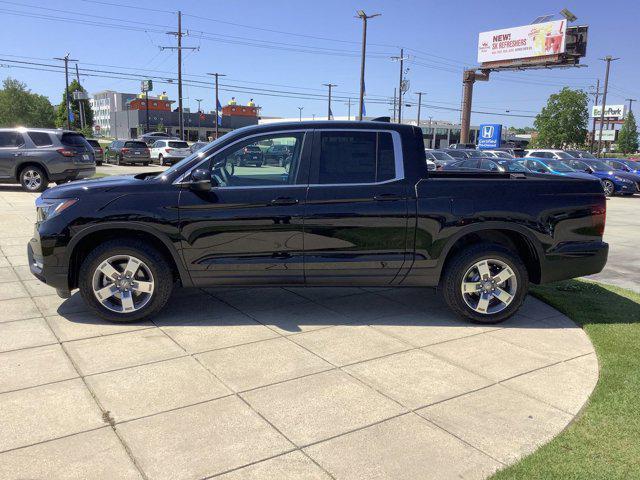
left=189, top=168, right=214, bottom=191
left=585, top=167, right=594, bottom=174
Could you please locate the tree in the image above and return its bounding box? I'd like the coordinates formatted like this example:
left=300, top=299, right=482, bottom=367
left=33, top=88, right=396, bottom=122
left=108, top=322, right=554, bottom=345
left=532, top=87, right=589, bottom=148
left=156, top=121, right=165, bottom=132
left=0, top=77, right=55, bottom=127
left=55, top=79, right=94, bottom=130
left=617, top=110, right=638, bottom=153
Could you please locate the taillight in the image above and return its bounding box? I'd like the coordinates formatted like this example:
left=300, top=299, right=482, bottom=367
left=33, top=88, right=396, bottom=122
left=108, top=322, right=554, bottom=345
left=121, top=148, right=130, bottom=153
left=165, top=148, right=174, bottom=153
left=592, top=204, right=606, bottom=236
left=97, top=148, right=103, bottom=154
left=56, top=148, right=74, bottom=157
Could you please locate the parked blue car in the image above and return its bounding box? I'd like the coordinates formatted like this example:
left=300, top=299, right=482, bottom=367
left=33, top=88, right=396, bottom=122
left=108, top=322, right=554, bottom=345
left=603, top=158, right=640, bottom=175
left=564, top=159, right=639, bottom=196
left=519, top=158, right=594, bottom=180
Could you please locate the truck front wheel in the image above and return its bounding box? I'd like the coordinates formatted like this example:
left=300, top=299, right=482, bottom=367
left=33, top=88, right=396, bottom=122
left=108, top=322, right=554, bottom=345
left=441, top=243, right=528, bottom=324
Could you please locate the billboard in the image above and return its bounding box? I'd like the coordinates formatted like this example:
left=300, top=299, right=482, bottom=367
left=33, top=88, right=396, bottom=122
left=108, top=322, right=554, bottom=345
left=591, top=105, right=626, bottom=119
left=478, top=19, right=567, bottom=64
left=478, top=124, right=502, bottom=149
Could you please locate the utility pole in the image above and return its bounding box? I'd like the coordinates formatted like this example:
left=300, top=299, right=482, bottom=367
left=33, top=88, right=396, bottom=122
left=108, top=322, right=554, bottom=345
left=415, top=91, right=425, bottom=126
left=589, top=79, right=601, bottom=153
left=392, top=88, right=397, bottom=123
left=297, top=106, right=304, bottom=121
left=207, top=73, right=226, bottom=139
left=161, top=11, right=197, bottom=140
left=344, top=98, right=351, bottom=120
left=54, top=53, right=77, bottom=130
left=195, top=98, right=203, bottom=138
left=391, top=48, right=408, bottom=123
left=356, top=11, right=380, bottom=121
left=74, top=64, right=86, bottom=129
left=597, top=56, right=619, bottom=156
left=626, top=98, right=636, bottom=114
left=323, top=83, right=337, bottom=120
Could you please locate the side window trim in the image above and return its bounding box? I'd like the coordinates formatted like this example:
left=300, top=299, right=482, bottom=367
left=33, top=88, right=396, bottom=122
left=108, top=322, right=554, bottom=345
left=308, top=129, right=404, bottom=187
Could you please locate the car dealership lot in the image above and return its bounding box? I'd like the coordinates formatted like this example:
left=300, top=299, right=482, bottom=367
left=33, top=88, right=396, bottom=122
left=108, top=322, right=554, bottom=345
left=0, top=185, right=619, bottom=479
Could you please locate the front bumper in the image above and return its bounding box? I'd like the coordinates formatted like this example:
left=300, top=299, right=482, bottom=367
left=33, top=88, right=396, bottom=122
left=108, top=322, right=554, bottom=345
left=28, top=240, right=69, bottom=295
left=540, top=241, right=609, bottom=283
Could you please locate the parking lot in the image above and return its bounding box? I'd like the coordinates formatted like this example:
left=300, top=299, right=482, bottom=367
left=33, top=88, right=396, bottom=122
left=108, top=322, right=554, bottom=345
left=2, top=179, right=628, bottom=479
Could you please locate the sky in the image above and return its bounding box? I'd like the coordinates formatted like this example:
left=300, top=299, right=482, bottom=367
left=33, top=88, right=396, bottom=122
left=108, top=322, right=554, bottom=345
left=0, top=0, right=638, bottom=128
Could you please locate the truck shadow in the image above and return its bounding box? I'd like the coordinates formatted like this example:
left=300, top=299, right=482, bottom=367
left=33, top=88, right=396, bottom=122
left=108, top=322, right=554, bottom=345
left=52, top=284, right=619, bottom=333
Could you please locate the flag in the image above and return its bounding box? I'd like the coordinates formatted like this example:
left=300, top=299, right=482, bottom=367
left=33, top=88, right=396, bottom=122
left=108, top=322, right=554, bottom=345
left=362, top=101, right=366, bottom=117
left=216, top=99, right=222, bottom=111
left=329, top=107, right=333, bottom=120
left=215, top=99, right=222, bottom=126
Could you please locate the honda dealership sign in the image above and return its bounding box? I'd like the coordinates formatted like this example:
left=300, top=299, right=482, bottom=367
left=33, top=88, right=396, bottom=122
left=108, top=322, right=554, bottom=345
left=591, top=105, right=626, bottom=119
left=478, top=19, right=567, bottom=64
left=478, top=124, right=502, bottom=149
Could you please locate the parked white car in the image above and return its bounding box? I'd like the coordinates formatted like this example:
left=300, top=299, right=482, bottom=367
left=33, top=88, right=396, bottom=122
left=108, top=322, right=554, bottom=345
left=524, top=149, right=576, bottom=160
left=150, top=139, right=192, bottom=166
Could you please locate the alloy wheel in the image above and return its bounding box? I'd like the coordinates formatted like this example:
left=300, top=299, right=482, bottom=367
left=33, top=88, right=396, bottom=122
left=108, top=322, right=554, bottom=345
left=23, top=170, right=42, bottom=191
left=602, top=180, right=614, bottom=197
left=461, top=258, right=518, bottom=315
left=92, top=255, right=154, bottom=313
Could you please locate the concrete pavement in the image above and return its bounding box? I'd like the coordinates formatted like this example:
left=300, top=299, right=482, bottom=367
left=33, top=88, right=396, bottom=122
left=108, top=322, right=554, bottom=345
left=0, top=185, right=607, bottom=479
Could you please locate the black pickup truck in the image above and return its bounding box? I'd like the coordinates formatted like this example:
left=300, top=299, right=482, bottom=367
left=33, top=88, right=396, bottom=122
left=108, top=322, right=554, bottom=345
left=29, top=121, right=608, bottom=324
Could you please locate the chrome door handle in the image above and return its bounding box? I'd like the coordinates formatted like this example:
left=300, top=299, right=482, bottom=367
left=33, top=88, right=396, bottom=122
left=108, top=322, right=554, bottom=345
left=373, top=194, right=401, bottom=201
left=270, top=197, right=299, bottom=206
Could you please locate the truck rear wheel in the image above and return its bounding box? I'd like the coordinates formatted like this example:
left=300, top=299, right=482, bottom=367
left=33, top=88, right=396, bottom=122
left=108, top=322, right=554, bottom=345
left=78, top=239, right=173, bottom=323
left=441, top=243, right=528, bottom=324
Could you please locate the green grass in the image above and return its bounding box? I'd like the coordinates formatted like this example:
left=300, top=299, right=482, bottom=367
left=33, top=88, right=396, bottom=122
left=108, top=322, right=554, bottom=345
left=492, top=280, right=640, bottom=479
left=90, top=172, right=110, bottom=179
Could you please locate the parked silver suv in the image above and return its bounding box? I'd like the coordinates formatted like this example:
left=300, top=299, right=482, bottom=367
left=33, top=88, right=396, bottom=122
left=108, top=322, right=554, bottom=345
left=0, top=128, right=95, bottom=192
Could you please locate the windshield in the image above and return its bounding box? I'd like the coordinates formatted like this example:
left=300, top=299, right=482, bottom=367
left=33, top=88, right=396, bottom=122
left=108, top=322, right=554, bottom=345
left=445, top=150, right=470, bottom=159
left=621, top=160, right=640, bottom=170
left=555, top=151, right=575, bottom=159
left=586, top=160, right=614, bottom=171
left=125, top=141, right=147, bottom=148
left=86, top=140, right=100, bottom=148
left=431, top=151, right=455, bottom=161
left=498, top=160, right=527, bottom=172
left=569, top=150, right=596, bottom=159
left=493, top=151, right=513, bottom=159
left=546, top=159, right=574, bottom=172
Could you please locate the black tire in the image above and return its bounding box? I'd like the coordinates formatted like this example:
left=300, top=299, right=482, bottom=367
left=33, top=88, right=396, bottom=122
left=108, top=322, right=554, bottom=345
left=115, top=155, right=121, bottom=166
left=602, top=179, right=614, bottom=197
left=20, top=165, right=47, bottom=192
left=158, top=154, right=165, bottom=166
left=441, top=243, right=528, bottom=324
left=78, top=239, right=174, bottom=323
left=96, top=161, right=103, bottom=166
left=142, top=162, right=149, bottom=166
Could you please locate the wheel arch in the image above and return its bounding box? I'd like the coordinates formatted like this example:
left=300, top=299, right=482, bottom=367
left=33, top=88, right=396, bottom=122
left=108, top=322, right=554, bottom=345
left=437, top=223, right=543, bottom=285
left=66, top=222, right=193, bottom=290
left=15, top=161, right=50, bottom=182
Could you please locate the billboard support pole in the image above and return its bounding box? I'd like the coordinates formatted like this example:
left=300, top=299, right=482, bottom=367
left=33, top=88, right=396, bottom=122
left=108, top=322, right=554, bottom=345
left=460, top=69, right=489, bottom=145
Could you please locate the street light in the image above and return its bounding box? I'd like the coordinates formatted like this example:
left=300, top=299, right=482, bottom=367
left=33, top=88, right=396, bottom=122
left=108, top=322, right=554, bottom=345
left=356, top=10, right=380, bottom=121
left=298, top=106, right=304, bottom=121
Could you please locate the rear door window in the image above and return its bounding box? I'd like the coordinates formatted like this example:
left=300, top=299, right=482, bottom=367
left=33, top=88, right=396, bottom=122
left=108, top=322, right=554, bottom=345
left=0, top=131, right=25, bottom=148
left=315, top=131, right=396, bottom=184
left=28, top=131, right=53, bottom=147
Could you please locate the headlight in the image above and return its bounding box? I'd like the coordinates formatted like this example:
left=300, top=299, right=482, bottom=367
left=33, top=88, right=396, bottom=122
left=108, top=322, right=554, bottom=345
left=35, top=198, right=78, bottom=222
